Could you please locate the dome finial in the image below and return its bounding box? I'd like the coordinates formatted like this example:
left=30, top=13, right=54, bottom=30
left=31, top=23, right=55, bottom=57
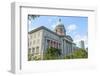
left=59, top=18, right=61, bottom=22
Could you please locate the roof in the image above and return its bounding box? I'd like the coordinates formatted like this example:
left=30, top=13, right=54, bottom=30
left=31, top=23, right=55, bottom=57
left=28, top=26, right=60, bottom=36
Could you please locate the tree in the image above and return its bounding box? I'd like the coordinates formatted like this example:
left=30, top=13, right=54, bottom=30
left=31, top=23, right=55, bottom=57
left=64, top=48, right=88, bottom=59
left=28, top=54, right=33, bottom=61
left=44, top=47, right=61, bottom=60
left=28, top=15, right=40, bottom=20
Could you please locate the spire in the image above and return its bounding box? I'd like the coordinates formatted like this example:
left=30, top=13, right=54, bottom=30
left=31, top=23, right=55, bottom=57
left=59, top=18, right=61, bottom=22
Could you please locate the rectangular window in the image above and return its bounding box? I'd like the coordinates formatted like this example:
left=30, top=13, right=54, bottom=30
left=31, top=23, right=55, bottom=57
left=37, top=39, right=40, bottom=44
left=34, top=33, right=36, bottom=38
left=30, top=35, right=32, bottom=39
left=30, top=41, right=32, bottom=46
left=38, top=32, right=40, bottom=37
left=32, top=48, right=35, bottom=55
left=28, top=48, right=31, bottom=54
left=36, top=47, right=39, bottom=54
left=33, top=40, right=35, bottom=45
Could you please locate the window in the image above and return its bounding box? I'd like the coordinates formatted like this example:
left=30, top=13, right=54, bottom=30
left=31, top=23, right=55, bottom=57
left=30, top=41, right=32, bottom=46
left=32, top=48, right=35, bottom=54
left=33, top=40, right=35, bottom=45
left=28, top=41, right=29, bottom=47
left=38, top=32, right=40, bottom=37
left=36, top=47, right=39, bottom=54
left=30, top=35, right=32, bottom=39
left=34, top=33, right=36, bottom=38
left=28, top=48, right=31, bottom=54
left=37, top=39, right=40, bottom=44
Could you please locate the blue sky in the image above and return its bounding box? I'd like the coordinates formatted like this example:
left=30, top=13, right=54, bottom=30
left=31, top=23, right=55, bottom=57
left=28, top=15, right=88, bottom=48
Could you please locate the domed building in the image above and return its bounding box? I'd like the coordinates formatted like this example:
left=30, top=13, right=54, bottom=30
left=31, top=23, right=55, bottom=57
left=54, top=19, right=66, bottom=36
left=28, top=19, right=76, bottom=60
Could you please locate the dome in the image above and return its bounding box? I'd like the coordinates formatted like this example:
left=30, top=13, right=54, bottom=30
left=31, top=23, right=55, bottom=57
left=55, top=19, right=64, bottom=27
left=54, top=19, right=66, bottom=36
left=55, top=23, right=64, bottom=28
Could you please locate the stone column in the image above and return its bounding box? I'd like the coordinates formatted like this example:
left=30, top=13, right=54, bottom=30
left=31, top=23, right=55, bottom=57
left=55, top=42, right=57, bottom=48
left=49, top=40, right=51, bottom=48
left=54, top=41, right=56, bottom=48
left=51, top=40, right=53, bottom=47
left=58, top=43, right=59, bottom=48
left=56, top=42, right=58, bottom=48
left=52, top=41, right=54, bottom=47
left=45, top=38, right=47, bottom=51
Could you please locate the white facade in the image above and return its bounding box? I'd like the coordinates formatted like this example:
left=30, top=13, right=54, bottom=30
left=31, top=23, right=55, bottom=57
left=28, top=29, right=43, bottom=59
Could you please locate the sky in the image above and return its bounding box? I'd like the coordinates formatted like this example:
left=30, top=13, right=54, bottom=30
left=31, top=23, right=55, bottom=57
left=28, top=15, right=88, bottom=48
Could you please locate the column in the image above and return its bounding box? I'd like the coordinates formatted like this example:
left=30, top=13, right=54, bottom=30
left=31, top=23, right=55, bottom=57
left=56, top=42, right=58, bottom=48
left=49, top=40, right=51, bottom=48
left=51, top=40, right=53, bottom=47
left=45, top=39, right=47, bottom=51
left=52, top=41, right=54, bottom=47
left=54, top=41, right=56, bottom=48
left=54, top=41, right=55, bottom=48
left=55, top=42, right=57, bottom=48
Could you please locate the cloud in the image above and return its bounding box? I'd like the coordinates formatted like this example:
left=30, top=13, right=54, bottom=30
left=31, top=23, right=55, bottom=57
left=48, top=19, right=52, bottom=22
left=51, top=24, right=56, bottom=30
left=74, top=34, right=88, bottom=48
left=67, top=24, right=77, bottom=33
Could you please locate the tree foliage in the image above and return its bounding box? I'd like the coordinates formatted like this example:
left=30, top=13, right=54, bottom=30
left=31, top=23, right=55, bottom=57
left=28, top=54, right=32, bottom=61
left=65, top=48, right=88, bottom=59
left=28, top=54, right=41, bottom=61
left=28, top=15, right=40, bottom=20
left=44, top=47, right=62, bottom=60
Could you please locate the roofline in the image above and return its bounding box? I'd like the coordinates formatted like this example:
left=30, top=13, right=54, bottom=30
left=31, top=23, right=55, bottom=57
left=28, top=26, right=60, bottom=36
left=28, top=26, right=73, bottom=41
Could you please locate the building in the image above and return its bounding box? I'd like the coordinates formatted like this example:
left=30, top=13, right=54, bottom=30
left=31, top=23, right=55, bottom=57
left=28, top=19, right=76, bottom=60
left=86, top=47, right=88, bottom=52
left=79, top=40, right=85, bottom=49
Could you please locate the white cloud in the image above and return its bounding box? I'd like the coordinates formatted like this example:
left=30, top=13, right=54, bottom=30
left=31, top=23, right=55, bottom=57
left=74, top=34, right=88, bottom=48
left=51, top=23, right=57, bottom=30
left=67, top=24, right=77, bottom=33
left=48, top=19, right=52, bottom=22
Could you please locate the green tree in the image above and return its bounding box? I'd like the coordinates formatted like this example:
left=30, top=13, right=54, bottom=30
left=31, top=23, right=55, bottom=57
left=28, top=15, right=40, bottom=20
left=65, top=48, right=88, bottom=59
left=28, top=54, right=32, bottom=61
left=44, top=47, right=61, bottom=60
